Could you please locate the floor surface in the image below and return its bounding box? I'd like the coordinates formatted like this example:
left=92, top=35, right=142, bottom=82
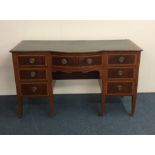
left=0, top=93, right=155, bottom=135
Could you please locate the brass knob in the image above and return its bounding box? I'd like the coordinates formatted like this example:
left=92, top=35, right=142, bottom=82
left=29, top=58, right=36, bottom=64
left=118, top=70, right=123, bottom=76
left=86, top=58, right=93, bottom=65
left=61, top=58, right=68, bottom=65
left=32, top=86, right=37, bottom=93
left=119, top=56, right=125, bottom=63
left=30, top=71, right=36, bottom=78
left=117, top=85, right=123, bottom=91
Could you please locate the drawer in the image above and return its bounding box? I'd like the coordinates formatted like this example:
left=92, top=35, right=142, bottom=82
left=108, top=68, right=134, bottom=79
left=20, top=83, right=48, bottom=96
left=52, top=56, right=77, bottom=66
left=108, top=54, right=135, bottom=65
left=79, top=56, right=102, bottom=66
left=18, top=55, right=46, bottom=66
left=19, top=69, right=47, bottom=80
left=107, top=82, right=133, bottom=94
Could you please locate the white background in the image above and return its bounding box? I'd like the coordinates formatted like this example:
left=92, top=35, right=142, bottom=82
left=0, top=0, right=155, bottom=155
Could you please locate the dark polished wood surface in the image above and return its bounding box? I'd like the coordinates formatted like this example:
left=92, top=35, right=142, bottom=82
left=11, top=40, right=142, bottom=117
left=10, top=39, right=142, bottom=53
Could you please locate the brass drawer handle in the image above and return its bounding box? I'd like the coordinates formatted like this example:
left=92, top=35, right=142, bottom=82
left=30, top=71, right=36, bottom=78
left=86, top=58, right=93, bottom=64
left=119, top=56, right=125, bottom=63
left=117, top=85, right=123, bottom=91
left=29, top=58, right=36, bottom=64
left=118, top=70, right=123, bottom=76
left=32, top=86, right=38, bottom=93
left=61, top=58, right=68, bottom=65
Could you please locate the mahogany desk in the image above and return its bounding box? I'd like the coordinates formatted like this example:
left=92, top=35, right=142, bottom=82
left=10, top=40, right=142, bottom=117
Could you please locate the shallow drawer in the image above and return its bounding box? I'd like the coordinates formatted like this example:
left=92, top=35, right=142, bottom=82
left=107, top=82, right=133, bottom=94
left=18, top=55, right=46, bottom=66
left=79, top=56, right=102, bottom=66
left=108, top=68, right=134, bottom=79
left=52, top=56, right=77, bottom=66
left=20, top=83, right=48, bottom=96
left=108, top=54, right=135, bottom=65
left=19, top=69, right=47, bottom=80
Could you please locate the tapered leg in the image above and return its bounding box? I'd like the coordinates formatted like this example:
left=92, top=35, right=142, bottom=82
left=17, top=95, right=23, bottom=118
left=131, top=95, right=137, bottom=116
left=48, top=95, right=55, bottom=117
left=99, top=93, right=106, bottom=116
left=98, top=73, right=106, bottom=116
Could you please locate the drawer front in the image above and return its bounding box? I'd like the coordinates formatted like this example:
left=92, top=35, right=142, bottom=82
left=52, top=56, right=77, bottom=66
left=79, top=56, right=102, bottom=66
left=20, top=83, right=48, bottom=95
left=19, top=70, right=47, bottom=80
left=18, top=56, right=46, bottom=66
left=107, top=82, right=133, bottom=94
left=108, top=68, right=134, bottom=79
left=108, top=54, right=135, bottom=65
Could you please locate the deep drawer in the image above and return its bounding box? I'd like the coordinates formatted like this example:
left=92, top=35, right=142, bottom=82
left=20, top=83, right=48, bottom=96
left=19, top=69, right=47, bottom=80
left=107, top=82, right=133, bottom=94
left=108, top=68, right=134, bottom=79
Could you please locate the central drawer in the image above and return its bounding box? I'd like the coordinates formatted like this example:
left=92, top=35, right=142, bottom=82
left=79, top=56, right=102, bottom=66
left=52, top=55, right=102, bottom=67
left=52, top=56, right=77, bottom=66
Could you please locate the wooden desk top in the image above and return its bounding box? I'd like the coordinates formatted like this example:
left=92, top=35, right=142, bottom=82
left=10, top=39, right=142, bottom=53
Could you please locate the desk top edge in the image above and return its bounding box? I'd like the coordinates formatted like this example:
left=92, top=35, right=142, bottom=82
left=10, top=39, right=143, bottom=53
